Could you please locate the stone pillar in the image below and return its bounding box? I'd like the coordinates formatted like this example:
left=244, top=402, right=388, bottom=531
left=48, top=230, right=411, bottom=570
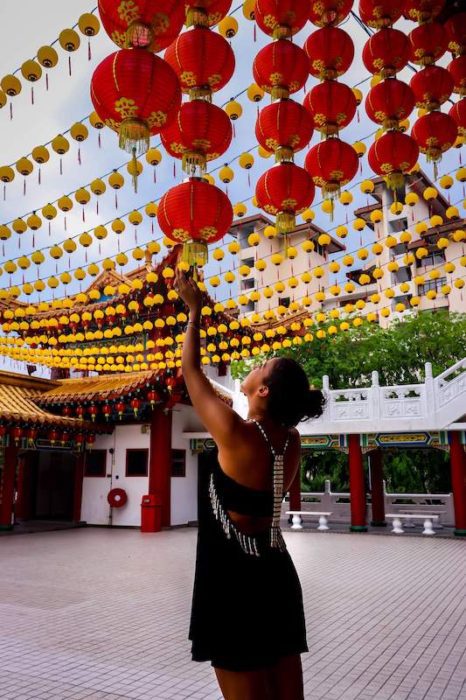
left=15, top=454, right=27, bottom=520
left=348, top=434, right=367, bottom=532
left=149, top=409, right=172, bottom=528
left=369, top=449, right=386, bottom=526
left=449, top=431, right=466, bottom=537
left=0, top=446, right=17, bottom=530
left=73, top=452, right=86, bottom=523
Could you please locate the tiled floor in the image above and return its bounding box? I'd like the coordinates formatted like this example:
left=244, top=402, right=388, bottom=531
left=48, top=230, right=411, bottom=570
left=0, top=528, right=465, bottom=700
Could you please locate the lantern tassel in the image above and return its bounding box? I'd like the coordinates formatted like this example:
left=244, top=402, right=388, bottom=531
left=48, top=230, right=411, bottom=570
left=131, top=147, right=138, bottom=193
left=46, top=74, right=49, bottom=91
left=88, top=39, right=92, bottom=61
left=182, top=241, right=208, bottom=268
left=69, top=56, right=72, bottom=76
left=98, top=132, right=101, bottom=149
left=31, top=86, right=34, bottom=105
left=119, top=118, right=149, bottom=156
left=9, top=103, right=13, bottom=120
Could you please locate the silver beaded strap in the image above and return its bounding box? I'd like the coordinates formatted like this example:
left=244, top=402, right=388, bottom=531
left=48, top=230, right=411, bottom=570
left=208, top=473, right=260, bottom=557
left=249, top=419, right=289, bottom=552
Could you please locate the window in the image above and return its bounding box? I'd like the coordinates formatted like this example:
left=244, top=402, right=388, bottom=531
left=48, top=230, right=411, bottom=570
left=85, top=449, right=107, bottom=477
left=238, top=224, right=255, bottom=248
left=393, top=267, right=411, bottom=284
left=417, top=252, right=445, bottom=268
left=241, top=278, right=256, bottom=290
left=418, top=277, right=447, bottom=295
left=241, top=256, right=255, bottom=268
left=279, top=297, right=291, bottom=308
left=389, top=217, right=408, bottom=233
left=126, top=449, right=148, bottom=477
left=171, top=449, right=186, bottom=477
left=244, top=301, right=256, bottom=312
left=392, top=243, right=407, bottom=256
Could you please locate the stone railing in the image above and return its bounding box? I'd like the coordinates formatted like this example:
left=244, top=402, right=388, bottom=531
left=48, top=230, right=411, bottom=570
left=281, top=480, right=454, bottom=527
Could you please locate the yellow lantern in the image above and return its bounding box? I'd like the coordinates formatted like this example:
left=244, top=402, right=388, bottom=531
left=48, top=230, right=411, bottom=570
left=423, top=187, right=438, bottom=201
left=145, top=201, right=158, bottom=218
left=51, top=135, right=69, bottom=155
left=0, top=166, right=14, bottom=182
left=75, top=188, right=90, bottom=205
left=247, top=83, right=264, bottom=102
left=27, top=212, right=42, bottom=230
left=239, top=152, right=254, bottom=170
left=59, top=28, right=80, bottom=51
left=353, top=141, right=366, bottom=158
left=219, top=164, right=234, bottom=182
left=42, top=203, right=57, bottom=220
left=353, top=218, right=365, bottom=231
left=79, top=232, right=92, bottom=247
left=219, top=16, right=238, bottom=38
left=360, top=179, right=374, bottom=194
left=37, top=45, right=58, bottom=68
left=63, top=238, right=77, bottom=254
left=243, top=0, right=255, bottom=19
left=78, top=13, right=100, bottom=36
left=12, top=218, right=27, bottom=234
left=225, top=100, right=242, bottom=120
left=1, top=74, right=21, bottom=96
left=112, top=219, right=125, bottom=234
left=339, top=190, right=353, bottom=206
left=16, top=157, right=33, bottom=176
left=446, top=206, right=459, bottom=219
left=108, top=171, right=124, bottom=189
left=31, top=251, right=45, bottom=265
left=228, top=241, right=240, bottom=254
left=21, top=60, right=42, bottom=82
left=57, top=195, right=73, bottom=211
left=0, top=225, right=11, bottom=240
left=94, top=225, right=107, bottom=240
left=234, top=202, right=247, bottom=218
left=146, top=148, right=162, bottom=166
left=128, top=210, right=143, bottom=226
left=90, top=178, right=106, bottom=195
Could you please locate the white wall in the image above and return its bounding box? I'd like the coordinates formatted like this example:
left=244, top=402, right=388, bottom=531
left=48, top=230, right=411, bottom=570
left=82, top=424, right=150, bottom=527
left=171, top=404, right=204, bottom=526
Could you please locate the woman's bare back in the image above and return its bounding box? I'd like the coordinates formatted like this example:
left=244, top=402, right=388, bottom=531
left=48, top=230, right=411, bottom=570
left=216, top=419, right=301, bottom=535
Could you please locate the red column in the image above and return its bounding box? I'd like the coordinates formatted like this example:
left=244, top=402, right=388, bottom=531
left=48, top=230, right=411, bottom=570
left=348, top=434, right=367, bottom=532
left=449, top=431, right=466, bottom=537
left=0, top=446, right=17, bottom=530
left=73, top=452, right=85, bottom=523
left=289, top=464, right=302, bottom=512
left=149, top=409, right=172, bottom=528
left=369, top=449, right=386, bottom=526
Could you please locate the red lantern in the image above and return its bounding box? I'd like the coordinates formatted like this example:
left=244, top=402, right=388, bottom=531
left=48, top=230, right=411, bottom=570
left=410, top=66, right=454, bottom=110
left=88, top=405, right=98, bottom=422
left=62, top=406, right=72, bottom=417
left=255, top=163, right=315, bottom=233
left=60, top=431, right=70, bottom=446
left=164, top=27, right=235, bottom=100
left=49, top=429, right=59, bottom=445
left=308, top=0, right=352, bottom=27
left=365, top=79, right=415, bottom=129
left=0, top=425, right=6, bottom=442
left=86, top=434, right=96, bottom=447
left=448, top=55, right=466, bottom=96
left=97, top=0, right=184, bottom=52
left=130, top=398, right=141, bottom=416
left=368, top=131, right=419, bottom=190
left=404, top=0, right=445, bottom=23
left=412, top=111, right=457, bottom=175
left=184, top=0, right=232, bottom=27
left=11, top=427, right=23, bottom=445
left=449, top=98, right=466, bottom=136
left=255, top=99, right=313, bottom=161
left=76, top=405, right=85, bottom=419
left=160, top=100, right=232, bottom=173
left=157, top=179, right=233, bottom=266
left=253, top=40, right=309, bottom=99
left=304, top=80, right=356, bottom=135
left=26, top=426, right=38, bottom=445
left=359, top=0, right=404, bottom=28
left=74, top=433, right=85, bottom=447
left=304, top=138, right=359, bottom=199
left=445, top=13, right=466, bottom=57
left=362, top=28, right=410, bottom=77
left=147, top=390, right=158, bottom=407
left=255, top=0, right=310, bottom=38
left=102, top=404, right=112, bottom=420
left=305, top=27, right=354, bottom=79
left=409, top=23, right=447, bottom=66
left=116, top=401, right=126, bottom=418
left=90, top=49, right=181, bottom=155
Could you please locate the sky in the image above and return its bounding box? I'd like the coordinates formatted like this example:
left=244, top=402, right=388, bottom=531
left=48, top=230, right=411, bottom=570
left=0, top=1, right=464, bottom=375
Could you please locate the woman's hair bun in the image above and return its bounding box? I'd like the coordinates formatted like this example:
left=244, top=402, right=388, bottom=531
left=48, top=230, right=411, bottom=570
left=303, top=388, right=326, bottom=421
left=264, top=357, right=326, bottom=428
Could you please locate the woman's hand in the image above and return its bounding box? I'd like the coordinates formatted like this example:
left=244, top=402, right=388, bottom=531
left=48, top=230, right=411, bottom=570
left=175, top=265, right=203, bottom=317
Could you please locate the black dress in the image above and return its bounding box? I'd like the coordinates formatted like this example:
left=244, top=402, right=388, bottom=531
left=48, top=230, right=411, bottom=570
left=189, top=434, right=308, bottom=672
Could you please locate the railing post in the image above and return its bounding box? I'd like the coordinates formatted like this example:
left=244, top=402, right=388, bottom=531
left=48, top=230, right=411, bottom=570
left=424, top=361, right=435, bottom=417
left=371, top=370, right=381, bottom=421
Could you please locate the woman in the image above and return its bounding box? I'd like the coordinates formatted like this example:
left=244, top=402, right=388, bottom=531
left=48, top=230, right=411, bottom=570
left=175, top=267, right=325, bottom=700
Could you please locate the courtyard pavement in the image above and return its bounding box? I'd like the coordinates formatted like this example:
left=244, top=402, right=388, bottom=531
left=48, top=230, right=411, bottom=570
left=0, top=528, right=465, bottom=700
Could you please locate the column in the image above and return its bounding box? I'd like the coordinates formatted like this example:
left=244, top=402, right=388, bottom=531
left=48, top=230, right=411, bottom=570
left=0, top=446, right=17, bottom=530
left=348, top=434, right=367, bottom=532
left=15, top=455, right=27, bottom=520
left=369, top=449, right=386, bottom=526
left=149, top=409, right=172, bottom=528
left=449, top=431, right=466, bottom=537
left=73, top=452, right=86, bottom=523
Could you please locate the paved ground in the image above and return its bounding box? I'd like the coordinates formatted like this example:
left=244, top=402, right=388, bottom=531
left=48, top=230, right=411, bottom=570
left=0, top=528, right=465, bottom=700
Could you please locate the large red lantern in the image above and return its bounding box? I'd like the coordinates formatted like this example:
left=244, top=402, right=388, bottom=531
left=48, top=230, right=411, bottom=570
left=359, top=0, right=404, bottom=28
left=368, top=131, right=419, bottom=190
left=157, top=179, right=233, bottom=266
left=448, top=55, right=466, bottom=96
left=412, top=111, right=457, bottom=175
left=304, top=138, right=358, bottom=200
left=11, top=427, right=23, bottom=445
left=184, top=0, right=232, bottom=27
left=164, top=27, right=235, bottom=100
left=255, top=99, right=313, bottom=161
left=365, top=79, right=415, bottom=129
left=308, top=0, right=353, bottom=27
left=449, top=98, right=466, bottom=136
left=90, top=49, right=181, bottom=155
left=97, top=0, right=184, bottom=52
left=445, top=13, right=466, bottom=57
left=404, top=0, right=445, bottom=23
left=255, top=0, right=310, bottom=38
left=255, top=163, right=315, bottom=233
left=304, top=80, right=356, bottom=135
left=362, top=28, right=410, bottom=77
left=253, top=40, right=309, bottom=99
left=409, top=23, right=447, bottom=66
left=410, top=66, right=454, bottom=110
left=305, top=27, right=354, bottom=79
left=160, top=100, right=232, bottom=173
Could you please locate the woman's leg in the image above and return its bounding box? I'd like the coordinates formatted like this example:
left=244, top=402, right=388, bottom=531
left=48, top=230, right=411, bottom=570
left=214, top=666, right=270, bottom=700
left=266, top=654, right=304, bottom=700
